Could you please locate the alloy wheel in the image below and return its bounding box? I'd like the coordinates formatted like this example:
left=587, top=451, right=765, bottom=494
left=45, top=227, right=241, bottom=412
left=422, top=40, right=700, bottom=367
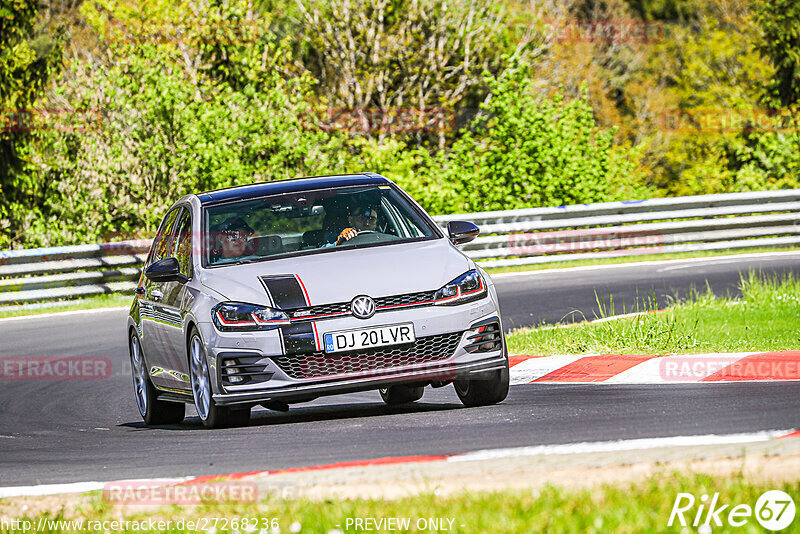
left=130, top=334, right=148, bottom=416
left=190, top=335, right=211, bottom=420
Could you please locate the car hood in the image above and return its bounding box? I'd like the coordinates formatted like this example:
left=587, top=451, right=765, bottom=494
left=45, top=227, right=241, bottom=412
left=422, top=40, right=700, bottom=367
left=199, top=238, right=471, bottom=307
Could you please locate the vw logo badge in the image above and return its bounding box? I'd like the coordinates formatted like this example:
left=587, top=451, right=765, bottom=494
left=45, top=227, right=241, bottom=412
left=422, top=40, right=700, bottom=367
left=351, top=295, right=376, bottom=319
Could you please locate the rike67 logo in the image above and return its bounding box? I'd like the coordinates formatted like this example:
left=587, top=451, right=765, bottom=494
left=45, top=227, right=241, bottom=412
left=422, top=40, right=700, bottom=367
left=669, top=490, right=796, bottom=531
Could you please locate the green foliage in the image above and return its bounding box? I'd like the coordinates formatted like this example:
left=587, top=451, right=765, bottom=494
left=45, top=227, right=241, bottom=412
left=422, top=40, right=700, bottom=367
left=753, top=0, right=800, bottom=110
left=16, top=0, right=800, bottom=249
left=16, top=0, right=346, bottom=245
left=0, top=0, right=63, bottom=248
left=289, top=0, right=517, bottom=148
left=439, top=62, right=642, bottom=213
left=643, top=5, right=800, bottom=196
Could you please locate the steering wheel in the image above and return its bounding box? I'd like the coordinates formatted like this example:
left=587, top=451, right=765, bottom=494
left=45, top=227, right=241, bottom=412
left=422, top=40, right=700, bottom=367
left=341, top=230, right=389, bottom=246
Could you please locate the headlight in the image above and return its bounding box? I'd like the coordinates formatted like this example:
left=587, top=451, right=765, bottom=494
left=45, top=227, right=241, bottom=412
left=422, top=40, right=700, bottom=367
left=212, top=302, right=290, bottom=331
left=433, top=270, right=487, bottom=306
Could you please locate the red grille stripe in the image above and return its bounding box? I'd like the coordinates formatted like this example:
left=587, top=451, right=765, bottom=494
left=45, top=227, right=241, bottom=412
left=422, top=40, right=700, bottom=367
left=294, top=274, right=311, bottom=305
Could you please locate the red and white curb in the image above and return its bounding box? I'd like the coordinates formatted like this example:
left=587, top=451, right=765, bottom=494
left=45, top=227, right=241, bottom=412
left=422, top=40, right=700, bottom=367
left=2, top=429, right=799, bottom=499
left=509, top=351, right=800, bottom=385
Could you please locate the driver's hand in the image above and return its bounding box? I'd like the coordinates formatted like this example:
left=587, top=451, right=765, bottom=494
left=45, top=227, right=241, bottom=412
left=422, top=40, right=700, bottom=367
left=336, top=227, right=357, bottom=245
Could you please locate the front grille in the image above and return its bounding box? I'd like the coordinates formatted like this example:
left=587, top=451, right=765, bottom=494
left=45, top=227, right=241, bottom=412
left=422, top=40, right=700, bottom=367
left=291, top=302, right=349, bottom=318
left=271, top=331, right=463, bottom=379
left=375, top=290, right=436, bottom=308
left=289, top=290, right=437, bottom=320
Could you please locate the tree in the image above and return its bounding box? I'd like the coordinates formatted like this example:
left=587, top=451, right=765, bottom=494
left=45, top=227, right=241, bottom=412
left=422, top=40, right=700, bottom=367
left=438, top=60, right=642, bottom=213
left=753, top=0, right=800, bottom=110
left=0, top=0, right=62, bottom=248
left=291, top=0, right=526, bottom=148
left=13, top=0, right=345, bottom=246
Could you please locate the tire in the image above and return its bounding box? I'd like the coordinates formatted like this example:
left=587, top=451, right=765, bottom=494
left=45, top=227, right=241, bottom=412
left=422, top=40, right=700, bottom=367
left=129, top=330, right=185, bottom=425
left=188, top=328, right=250, bottom=428
left=379, top=384, right=424, bottom=405
left=454, top=354, right=510, bottom=408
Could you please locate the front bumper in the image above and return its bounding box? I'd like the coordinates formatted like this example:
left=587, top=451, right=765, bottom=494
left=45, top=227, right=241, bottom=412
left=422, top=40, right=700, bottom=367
left=212, top=352, right=507, bottom=406
left=199, top=295, right=504, bottom=405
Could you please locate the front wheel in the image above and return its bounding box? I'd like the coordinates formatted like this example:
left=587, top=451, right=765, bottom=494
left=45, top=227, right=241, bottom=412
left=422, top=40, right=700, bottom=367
left=189, top=328, right=250, bottom=428
left=454, top=360, right=509, bottom=408
left=129, top=331, right=184, bottom=425
left=379, top=384, right=424, bottom=405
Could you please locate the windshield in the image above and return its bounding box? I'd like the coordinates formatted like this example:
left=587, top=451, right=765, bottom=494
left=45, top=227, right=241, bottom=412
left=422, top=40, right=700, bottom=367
left=203, top=184, right=439, bottom=267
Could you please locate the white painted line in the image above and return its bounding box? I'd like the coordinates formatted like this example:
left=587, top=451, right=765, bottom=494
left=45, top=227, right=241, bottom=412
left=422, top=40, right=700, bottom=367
left=0, top=477, right=190, bottom=499
left=0, top=481, right=106, bottom=498
left=0, top=306, right=128, bottom=323
left=656, top=258, right=752, bottom=272
left=510, top=311, right=667, bottom=337
left=447, top=429, right=795, bottom=463
left=490, top=251, right=800, bottom=279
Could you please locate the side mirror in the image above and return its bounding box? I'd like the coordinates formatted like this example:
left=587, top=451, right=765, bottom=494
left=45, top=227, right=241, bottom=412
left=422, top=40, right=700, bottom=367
left=145, top=257, right=188, bottom=284
left=447, top=221, right=480, bottom=245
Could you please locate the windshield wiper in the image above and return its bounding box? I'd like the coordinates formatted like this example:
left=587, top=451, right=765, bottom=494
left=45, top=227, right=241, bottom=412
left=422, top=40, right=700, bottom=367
left=228, top=257, right=264, bottom=266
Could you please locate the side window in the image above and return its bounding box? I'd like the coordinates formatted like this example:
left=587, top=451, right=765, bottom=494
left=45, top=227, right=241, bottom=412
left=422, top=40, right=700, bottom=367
left=148, top=208, right=180, bottom=266
left=170, top=209, right=193, bottom=278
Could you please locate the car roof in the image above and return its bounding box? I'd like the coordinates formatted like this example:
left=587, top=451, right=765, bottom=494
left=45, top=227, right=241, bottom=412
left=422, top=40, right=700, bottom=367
left=196, top=173, right=391, bottom=206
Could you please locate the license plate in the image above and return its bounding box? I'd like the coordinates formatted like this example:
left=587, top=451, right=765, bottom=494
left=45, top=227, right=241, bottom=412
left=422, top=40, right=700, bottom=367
left=323, top=323, right=415, bottom=353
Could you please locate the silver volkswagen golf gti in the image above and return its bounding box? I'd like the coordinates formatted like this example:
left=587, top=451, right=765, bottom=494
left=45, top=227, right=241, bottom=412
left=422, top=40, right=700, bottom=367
left=127, top=173, right=509, bottom=428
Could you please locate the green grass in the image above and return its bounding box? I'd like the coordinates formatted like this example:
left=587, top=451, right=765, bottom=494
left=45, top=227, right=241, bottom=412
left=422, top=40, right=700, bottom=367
left=507, top=271, right=800, bottom=356
left=0, top=294, right=131, bottom=319
left=485, top=245, right=799, bottom=274
left=5, top=472, right=798, bottom=533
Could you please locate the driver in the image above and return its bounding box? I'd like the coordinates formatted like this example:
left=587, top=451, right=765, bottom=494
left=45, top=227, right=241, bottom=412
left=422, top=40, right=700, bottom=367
left=335, top=204, right=379, bottom=245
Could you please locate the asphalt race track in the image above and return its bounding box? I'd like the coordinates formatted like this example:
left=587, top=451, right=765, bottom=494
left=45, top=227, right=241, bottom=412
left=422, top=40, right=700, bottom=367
left=1, top=253, right=799, bottom=487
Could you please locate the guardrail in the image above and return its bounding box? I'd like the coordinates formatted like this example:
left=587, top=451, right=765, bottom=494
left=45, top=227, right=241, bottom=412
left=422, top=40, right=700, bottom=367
left=1, top=190, right=799, bottom=305
left=0, top=241, right=150, bottom=305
